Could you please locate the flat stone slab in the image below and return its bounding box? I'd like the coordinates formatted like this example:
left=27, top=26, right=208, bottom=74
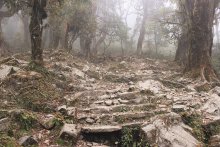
left=82, top=125, right=122, bottom=133
left=141, top=113, right=200, bottom=147
left=59, top=124, right=79, bottom=140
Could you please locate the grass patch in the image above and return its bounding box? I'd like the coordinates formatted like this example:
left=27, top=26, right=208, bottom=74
left=14, top=111, right=38, bottom=131
left=121, top=126, right=147, bottom=147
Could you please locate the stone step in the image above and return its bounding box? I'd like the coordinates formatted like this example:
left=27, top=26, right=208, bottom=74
left=81, top=125, right=122, bottom=133
left=80, top=103, right=157, bottom=114
left=97, top=91, right=140, bottom=101
left=78, top=109, right=169, bottom=125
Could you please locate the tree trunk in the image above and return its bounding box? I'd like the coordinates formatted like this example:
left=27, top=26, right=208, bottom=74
left=0, top=18, right=6, bottom=56
left=94, top=33, right=107, bottom=54
left=186, top=0, right=219, bottom=81
left=80, top=34, right=92, bottom=58
left=29, top=0, right=47, bottom=65
left=175, top=33, right=188, bottom=65
left=0, top=18, right=3, bottom=48
left=85, top=36, right=92, bottom=58
left=136, top=0, right=148, bottom=56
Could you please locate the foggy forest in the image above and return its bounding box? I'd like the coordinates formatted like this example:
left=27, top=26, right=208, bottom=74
left=1, top=0, right=220, bottom=146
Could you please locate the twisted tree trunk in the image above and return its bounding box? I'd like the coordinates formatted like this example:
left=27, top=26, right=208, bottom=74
left=29, top=0, right=47, bottom=65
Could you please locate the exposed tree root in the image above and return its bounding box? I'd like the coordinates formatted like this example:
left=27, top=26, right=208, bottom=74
left=185, top=66, right=219, bottom=83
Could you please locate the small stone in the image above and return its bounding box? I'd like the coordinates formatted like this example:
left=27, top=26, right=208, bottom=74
left=94, top=101, right=104, bottom=105
left=137, top=80, right=164, bottom=94
left=172, top=105, right=186, bottom=113
left=64, top=95, right=78, bottom=106
left=105, top=100, right=113, bottom=106
left=89, top=78, right=96, bottom=82
left=118, top=99, right=129, bottom=104
left=39, top=114, right=57, bottom=130
left=133, top=98, right=143, bottom=104
left=113, top=100, right=120, bottom=105
left=128, top=81, right=134, bottom=85
left=99, top=95, right=110, bottom=99
left=59, top=124, right=79, bottom=140
left=19, top=136, right=38, bottom=146
left=72, top=68, right=85, bottom=78
left=44, top=140, right=50, bottom=145
left=128, top=86, right=135, bottom=92
left=83, top=65, right=90, bottom=72
left=86, top=118, right=95, bottom=124
left=92, top=142, right=99, bottom=146
left=87, top=143, right=93, bottom=147
left=158, top=105, right=167, bottom=108
left=67, top=107, right=76, bottom=116
left=58, top=105, right=67, bottom=114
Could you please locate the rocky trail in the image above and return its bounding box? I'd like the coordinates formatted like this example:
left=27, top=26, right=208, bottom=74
left=1, top=50, right=220, bottom=147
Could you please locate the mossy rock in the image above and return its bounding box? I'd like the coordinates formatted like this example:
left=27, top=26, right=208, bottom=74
left=181, top=113, right=205, bottom=143
left=40, top=115, right=64, bottom=130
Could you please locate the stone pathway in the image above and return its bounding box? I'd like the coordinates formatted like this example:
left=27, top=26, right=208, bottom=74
left=1, top=51, right=220, bottom=146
